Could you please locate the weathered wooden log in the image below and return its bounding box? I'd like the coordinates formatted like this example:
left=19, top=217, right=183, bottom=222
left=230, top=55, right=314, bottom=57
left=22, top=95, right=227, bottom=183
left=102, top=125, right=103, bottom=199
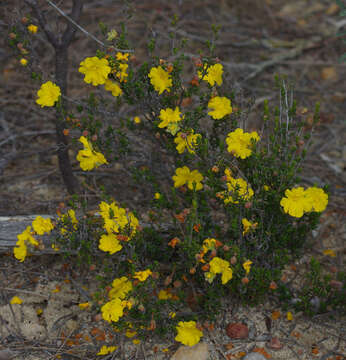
left=0, top=215, right=55, bottom=254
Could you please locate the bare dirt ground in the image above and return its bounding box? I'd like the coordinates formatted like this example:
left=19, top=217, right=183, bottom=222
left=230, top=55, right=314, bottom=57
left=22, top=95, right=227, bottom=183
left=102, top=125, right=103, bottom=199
left=0, top=0, right=345, bottom=359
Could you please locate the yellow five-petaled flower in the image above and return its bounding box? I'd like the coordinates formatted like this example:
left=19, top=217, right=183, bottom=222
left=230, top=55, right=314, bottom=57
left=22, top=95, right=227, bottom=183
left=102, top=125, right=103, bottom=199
left=36, top=81, right=61, bottom=107
left=208, top=96, right=232, bottom=120
left=76, top=136, right=108, bottom=171
left=175, top=321, right=203, bottom=347
left=172, top=166, right=203, bottom=191
left=148, top=66, right=172, bottom=94
left=79, top=56, right=111, bottom=86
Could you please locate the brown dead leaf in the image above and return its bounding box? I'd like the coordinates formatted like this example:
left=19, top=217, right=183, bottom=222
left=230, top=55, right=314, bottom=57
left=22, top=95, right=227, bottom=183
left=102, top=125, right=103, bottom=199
left=326, top=3, right=340, bottom=15
left=254, top=347, right=272, bottom=358
left=271, top=311, right=281, bottom=320
left=321, top=67, right=338, bottom=81
left=224, top=342, right=234, bottom=350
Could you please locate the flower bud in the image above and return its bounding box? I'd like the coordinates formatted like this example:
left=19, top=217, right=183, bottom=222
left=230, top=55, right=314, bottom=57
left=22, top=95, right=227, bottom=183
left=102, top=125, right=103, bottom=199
left=9, top=32, right=16, bottom=39
left=82, top=130, right=88, bottom=137
left=21, top=17, right=28, bottom=24
left=173, top=280, right=182, bottom=288
left=230, top=256, right=237, bottom=265
left=241, top=277, right=249, bottom=285
left=245, top=202, right=252, bottom=209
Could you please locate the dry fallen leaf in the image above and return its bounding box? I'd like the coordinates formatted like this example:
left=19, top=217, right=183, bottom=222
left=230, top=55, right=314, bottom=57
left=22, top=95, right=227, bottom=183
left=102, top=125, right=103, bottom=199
left=226, top=323, right=249, bottom=339
left=266, top=337, right=283, bottom=351
left=321, top=67, right=338, bottom=81
left=254, top=347, right=272, bottom=358
left=271, top=310, right=281, bottom=320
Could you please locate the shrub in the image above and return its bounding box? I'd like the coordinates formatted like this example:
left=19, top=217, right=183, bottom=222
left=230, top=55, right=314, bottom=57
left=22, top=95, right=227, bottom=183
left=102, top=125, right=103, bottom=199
left=10, top=17, right=336, bottom=349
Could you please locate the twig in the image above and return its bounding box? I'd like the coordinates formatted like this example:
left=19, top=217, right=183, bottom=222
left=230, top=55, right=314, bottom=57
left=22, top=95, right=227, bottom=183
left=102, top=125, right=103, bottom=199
left=44, top=0, right=133, bottom=52
left=0, top=130, right=55, bottom=147
left=244, top=36, right=323, bottom=81
left=0, top=287, right=49, bottom=299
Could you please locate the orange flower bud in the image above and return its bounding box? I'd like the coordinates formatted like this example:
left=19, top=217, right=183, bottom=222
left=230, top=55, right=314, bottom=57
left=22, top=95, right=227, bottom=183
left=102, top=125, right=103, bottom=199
left=245, top=202, right=252, bottom=209
left=230, top=256, right=237, bottom=265
left=91, top=134, right=98, bottom=141
left=21, top=17, right=28, bottom=24
left=201, top=264, right=210, bottom=272
left=173, top=280, right=182, bottom=288
left=211, top=165, right=219, bottom=173
left=63, top=129, right=69, bottom=136
left=190, top=76, right=199, bottom=86
left=82, top=130, right=88, bottom=137
left=9, top=33, right=16, bottom=39
left=269, top=281, right=278, bottom=290
left=242, top=277, right=249, bottom=285
left=189, top=267, right=196, bottom=274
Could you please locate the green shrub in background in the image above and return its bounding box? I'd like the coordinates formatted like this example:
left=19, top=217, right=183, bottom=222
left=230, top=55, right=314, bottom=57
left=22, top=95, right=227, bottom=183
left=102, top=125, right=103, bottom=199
left=9, top=17, right=343, bottom=351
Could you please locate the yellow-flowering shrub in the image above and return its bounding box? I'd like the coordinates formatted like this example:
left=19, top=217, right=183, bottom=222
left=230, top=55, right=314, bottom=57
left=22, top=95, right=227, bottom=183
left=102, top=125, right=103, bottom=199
left=11, top=20, right=338, bottom=351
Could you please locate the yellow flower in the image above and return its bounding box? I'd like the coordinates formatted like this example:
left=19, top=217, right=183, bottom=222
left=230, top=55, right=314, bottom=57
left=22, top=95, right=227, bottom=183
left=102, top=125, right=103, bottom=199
left=208, top=96, right=232, bottom=120
left=204, top=271, right=216, bottom=283
left=224, top=168, right=233, bottom=181
left=280, top=187, right=311, bottom=218
left=174, top=130, right=201, bottom=154
left=116, top=63, right=128, bottom=82
left=209, top=257, right=229, bottom=273
left=242, top=218, right=252, bottom=235
left=79, top=56, right=111, bottom=86
left=36, top=81, right=61, bottom=107
left=154, top=192, right=161, bottom=199
left=158, top=290, right=172, bottom=300
left=169, top=312, right=176, bottom=319
left=17, top=226, right=38, bottom=246
left=14, top=243, right=27, bottom=262
left=172, top=166, right=203, bottom=191
left=158, top=107, right=183, bottom=135
left=108, top=277, right=133, bottom=300
left=198, top=63, right=223, bottom=86
left=116, top=52, right=129, bottom=61
left=133, top=269, right=152, bottom=282
left=78, top=302, right=90, bottom=310
left=125, top=329, right=137, bottom=338
left=323, top=249, right=336, bottom=257
left=104, top=79, right=122, bottom=97
left=148, top=66, right=172, bottom=94
left=209, top=257, right=233, bottom=284
left=101, top=298, right=126, bottom=322
left=27, top=24, right=38, bottom=34
left=224, top=178, right=254, bottom=204
left=20, top=58, right=28, bottom=66
left=10, top=296, right=22, bottom=305
left=263, top=185, right=270, bottom=191
left=99, top=233, right=122, bottom=255
left=226, top=128, right=260, bottom=159
left=97, top=345, right=118, bottom=356
left=175, top=321, right=203, bottom=347
left=305, top=187, right=328, bottom=212
left=287, top=312, right=293, bottom=321
left=106, top=29, right=118, bottom=41
left=132, top=339, right=141, bottom=345
left=77, top=136, right=108, bottom=171
left=202, top=238, right=218, bottom=252
left=99, top=201, right=138, bottom=237
left=134, top=116, right=141, bottom=124
left=32, top=216, right=54, bottom=235
left=242, top=260, right=253, bottom=275
left=242, top=218, right=257, bottom=236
